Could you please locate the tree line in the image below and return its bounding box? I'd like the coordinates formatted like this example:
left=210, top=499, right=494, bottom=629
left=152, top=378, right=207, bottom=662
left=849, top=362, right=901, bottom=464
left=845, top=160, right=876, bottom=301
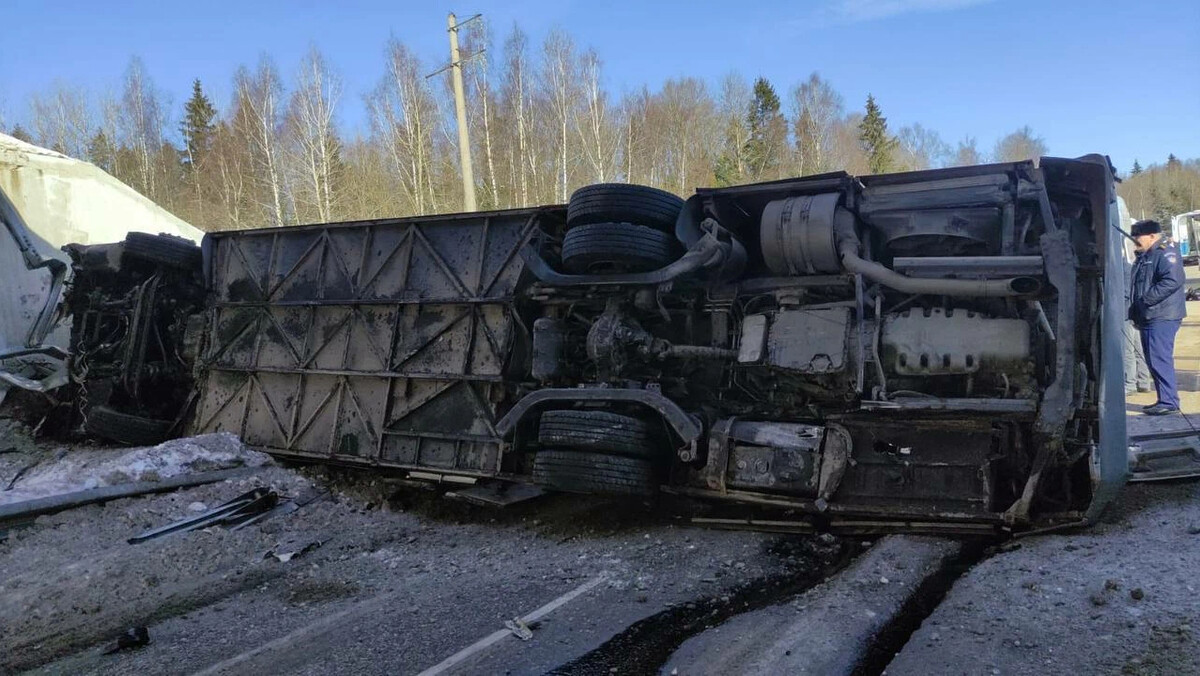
left=1120, top=155, right=1200, bottom=228
left=4, top=21, right=1185, bottom=232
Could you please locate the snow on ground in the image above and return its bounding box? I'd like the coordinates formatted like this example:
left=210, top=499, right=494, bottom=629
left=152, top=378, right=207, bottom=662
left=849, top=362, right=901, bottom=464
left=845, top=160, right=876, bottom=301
left=0, top=432, right=272, bottom=506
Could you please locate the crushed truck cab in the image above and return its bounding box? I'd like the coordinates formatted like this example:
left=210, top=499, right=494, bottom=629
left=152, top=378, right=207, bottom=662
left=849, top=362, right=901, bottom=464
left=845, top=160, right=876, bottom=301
left=173, top=156, right=1128, bottom=533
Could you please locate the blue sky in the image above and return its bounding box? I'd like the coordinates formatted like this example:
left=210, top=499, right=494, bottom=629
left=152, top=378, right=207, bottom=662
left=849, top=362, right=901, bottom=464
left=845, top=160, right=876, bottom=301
left=1, top=0, right=1196, bottom=174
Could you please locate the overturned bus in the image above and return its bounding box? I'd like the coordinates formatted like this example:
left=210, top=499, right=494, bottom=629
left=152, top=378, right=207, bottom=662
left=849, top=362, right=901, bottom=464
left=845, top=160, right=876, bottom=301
left=64, top=156, right=1129, bottom=534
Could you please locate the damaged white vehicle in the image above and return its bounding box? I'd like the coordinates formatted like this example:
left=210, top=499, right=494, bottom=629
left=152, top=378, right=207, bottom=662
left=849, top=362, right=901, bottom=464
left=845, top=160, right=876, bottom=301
left=0, top=134, right=203, bottom=413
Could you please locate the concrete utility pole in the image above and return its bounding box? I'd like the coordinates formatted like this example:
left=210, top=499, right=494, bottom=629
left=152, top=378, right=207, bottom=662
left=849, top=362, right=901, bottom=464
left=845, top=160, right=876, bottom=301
left=448, top=12, right=477, bottom=212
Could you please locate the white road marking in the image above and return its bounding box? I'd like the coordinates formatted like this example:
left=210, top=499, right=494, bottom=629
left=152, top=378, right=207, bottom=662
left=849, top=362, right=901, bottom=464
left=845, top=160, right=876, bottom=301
left=416, top=573, right=610, bottom=676
left=189, top=572, right=609, bottom=676
left=188, top=590, right=401, bottom=676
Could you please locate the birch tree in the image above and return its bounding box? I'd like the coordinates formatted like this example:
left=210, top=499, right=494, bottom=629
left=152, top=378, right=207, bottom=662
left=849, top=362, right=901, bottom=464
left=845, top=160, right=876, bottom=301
left=210, top=121, right=253, bottom=228
left=288, top=47, right=342, bottom=223
left=120, top=57, right=166, bottom=200
left=952, top=136, right=985, bottom=166
left=896, top=123, right=950, bottom=171
left=790, top=72, right=844, bottom=175
left=575, top=49, right=619, bottom=183
left=540, top=29, right=578, bottom=202
left=29, top=82, right=93, bottom=158
left=234, top=58, right=289, bottom=226
left=713, top=73, right=751, bottom=186
left=367, top=39, right=438, bottom=214
left=654, top=77, right=716, bottom=195
left=500, top=26, right=533, bottom=207
left=617, top=89, right=652, bottom=186
left=993, top=126, right=1047, bottom=164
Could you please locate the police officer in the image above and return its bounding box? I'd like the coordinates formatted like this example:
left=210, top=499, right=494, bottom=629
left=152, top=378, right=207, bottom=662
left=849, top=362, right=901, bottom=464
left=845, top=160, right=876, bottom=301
left=1129, top=219, right=1187, bottom=415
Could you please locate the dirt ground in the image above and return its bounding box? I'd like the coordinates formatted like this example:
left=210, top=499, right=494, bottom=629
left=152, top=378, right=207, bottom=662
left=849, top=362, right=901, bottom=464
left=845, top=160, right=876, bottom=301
left=0, top=417, right=849, bottom=675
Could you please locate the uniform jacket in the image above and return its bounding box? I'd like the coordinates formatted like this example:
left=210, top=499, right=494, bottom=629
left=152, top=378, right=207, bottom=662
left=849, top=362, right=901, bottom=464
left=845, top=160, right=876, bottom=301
left=1130, top=237, right=1187, bottom=326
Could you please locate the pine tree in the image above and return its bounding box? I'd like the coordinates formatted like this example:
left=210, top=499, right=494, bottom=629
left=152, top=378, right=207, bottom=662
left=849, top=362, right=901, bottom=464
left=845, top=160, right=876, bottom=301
left=87, top=131, right=116, bottom=173
left=858, top=94, right=896, bottom=174
left=713, top=151, right=742, bottom=187
left=744, top=77, right=785, bottom=180
left=8, top=124, right=33, bottom=143
left=1131, top=159, right=1143, bottom=175
left=180, top=79, right=217, bottom=169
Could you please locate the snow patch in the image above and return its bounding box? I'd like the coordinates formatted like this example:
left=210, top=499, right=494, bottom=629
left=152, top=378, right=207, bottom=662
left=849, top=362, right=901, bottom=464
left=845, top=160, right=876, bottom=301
left=0, top=433, right=272, bottom=505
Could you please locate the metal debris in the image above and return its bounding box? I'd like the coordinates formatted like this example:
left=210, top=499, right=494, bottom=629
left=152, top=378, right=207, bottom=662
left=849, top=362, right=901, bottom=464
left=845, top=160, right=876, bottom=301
left=504, top=618, right=534, bottom=641
left=265, top=540, right=323, bottom=563
left=4, top=461, right=36, bottom=491
left=445, top=481, right=545, bottom=508
left=1128, top=430, right=1200, bottom=482
left=102, top=626, right=150, bottom=655
left=128, top=487, right=283, bottom=544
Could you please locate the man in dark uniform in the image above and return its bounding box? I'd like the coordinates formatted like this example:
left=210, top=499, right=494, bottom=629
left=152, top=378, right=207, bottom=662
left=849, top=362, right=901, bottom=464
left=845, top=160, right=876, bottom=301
left=1129, top=219, right=1187, bottom=415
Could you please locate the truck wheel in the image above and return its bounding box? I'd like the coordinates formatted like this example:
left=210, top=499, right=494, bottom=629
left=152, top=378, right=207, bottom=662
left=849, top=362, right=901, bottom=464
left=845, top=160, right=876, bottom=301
left=561, top=222, right=677, bottom=274
left=84, top=406, right=172, bottom=446
left=122, top=232, right=202, bottom=271
left=533, top=450, right=658, bottom=497
left=538, top=410, right=660, bottom=458
left=567, top=183, right=684, bottom=232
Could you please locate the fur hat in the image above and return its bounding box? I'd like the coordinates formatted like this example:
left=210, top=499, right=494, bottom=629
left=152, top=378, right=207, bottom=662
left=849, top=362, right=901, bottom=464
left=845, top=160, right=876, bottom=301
left=1131, top=220, right=1163, bottom=237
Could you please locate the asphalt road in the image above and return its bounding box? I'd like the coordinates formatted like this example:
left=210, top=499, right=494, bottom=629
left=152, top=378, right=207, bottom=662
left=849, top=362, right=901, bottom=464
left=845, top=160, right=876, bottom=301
left=0, top=428, right=847, bottom=676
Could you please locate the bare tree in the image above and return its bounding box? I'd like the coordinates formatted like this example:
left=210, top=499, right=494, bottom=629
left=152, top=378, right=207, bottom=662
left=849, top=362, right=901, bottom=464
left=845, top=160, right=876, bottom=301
left=714, top=72, right=751, bottom=185
left=540, top=28, right=578, bottom=202
left=896, top=123, right=950, bottom=171
left=499, top=25, right=542, bottom=207
left=653, top=77, right=717, bottom=195
left=234, top=57, right=289, bottom=226
left=993, top=125, right=1047, bottom=164
left=339, top=135, right=400, bottom=220
left=367, top=39, right=439, bottom=215
left=120, top=57, right=166, bottom=199
left=288, top=47, right=342, bottom=223
left=790, top=72, right=844, bottom=175
left=29, top=82, right=94, bottom=158
left=575, top=49, right=619, bottom=183
left=18, top=21, right=1056, bottom=232
left=619, top=88, right=652, bottom=185
left=209, top=121, right=252, bottom=228
left=500, top=25, right=535, bottom=207
left=952, top=136, right=985, bottom=166
left=830, top=113, right=870, bottom=175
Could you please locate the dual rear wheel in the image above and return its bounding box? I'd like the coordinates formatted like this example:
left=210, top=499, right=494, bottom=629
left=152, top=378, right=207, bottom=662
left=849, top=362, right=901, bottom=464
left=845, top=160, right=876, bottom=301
left=532, top=410, right=662, bottom=497
left=559, top=184, right=684, bottom=275
left=535, top=184, right=685, bottom=494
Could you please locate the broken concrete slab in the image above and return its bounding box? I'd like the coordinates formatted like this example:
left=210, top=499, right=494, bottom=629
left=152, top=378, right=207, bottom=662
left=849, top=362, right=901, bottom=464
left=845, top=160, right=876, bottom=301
left=662, top=535, right=962, bottom=675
